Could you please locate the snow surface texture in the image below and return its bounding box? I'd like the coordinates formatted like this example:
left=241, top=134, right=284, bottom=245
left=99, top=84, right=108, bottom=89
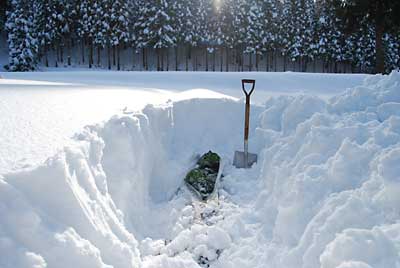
left=1, top=71, right=400, bottom=268
left=0, top=71, right=367, bottom=174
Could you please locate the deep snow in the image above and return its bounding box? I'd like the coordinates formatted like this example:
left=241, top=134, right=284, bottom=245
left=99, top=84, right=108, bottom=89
left=0, top=71, right=367, bottom=174
left=1, top=71, right=400, bottom=268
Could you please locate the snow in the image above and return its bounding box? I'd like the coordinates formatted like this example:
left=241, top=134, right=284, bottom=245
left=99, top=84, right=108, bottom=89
left=1, top=71, right=400, bottom=268
left=0, top=71, right=367, bottom=174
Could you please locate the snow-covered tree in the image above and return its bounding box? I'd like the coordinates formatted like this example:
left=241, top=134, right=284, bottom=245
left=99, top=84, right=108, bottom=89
left=352, top=20, right=376, bottom=73
left=109, top=0, right=129, bottom=70
left=3, top=0, right=398, bottom=72
left=282, top=0, right=316, bottom=71
left=92, top=0, right=108, bottom=67
left=6, top=0, right=38, bottom=71
left=0, top=0, right=7, bottom=32
left=384, top=33, right=400, bottom=72
left=314, top=0, right=346, bottom=71
left=244, top=0, right=265, bottom=71
left=206, top=0, right=225, bottom=71
left=260, top=0, right=282, bottom=71
left=78, top=0, right=96, bottom=67
left=135, top=0, right=177, bottom=71
left=174, top=0, right=204, bottom=70
left=340, top=0, right=400, bottom=73
left=33, top=0, right=57, bottom=66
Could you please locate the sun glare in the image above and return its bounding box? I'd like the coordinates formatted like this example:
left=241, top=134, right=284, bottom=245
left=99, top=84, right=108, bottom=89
left=214, top=0, right=222, bottom=10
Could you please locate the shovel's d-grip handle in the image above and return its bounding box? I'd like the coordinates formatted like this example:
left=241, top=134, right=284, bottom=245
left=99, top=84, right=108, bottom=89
left=242, top=79, right=255, bottom=96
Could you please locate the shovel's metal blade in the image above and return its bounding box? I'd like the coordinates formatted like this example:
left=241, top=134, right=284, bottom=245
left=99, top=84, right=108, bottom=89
left=233, top=151, right=258, bottom=168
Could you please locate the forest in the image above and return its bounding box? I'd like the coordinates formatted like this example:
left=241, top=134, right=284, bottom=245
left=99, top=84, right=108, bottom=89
left=1, top=0, right=399, bottom=73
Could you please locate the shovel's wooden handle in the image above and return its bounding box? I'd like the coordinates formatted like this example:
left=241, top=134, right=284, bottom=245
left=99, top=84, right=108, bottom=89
left=244, top=95, right=250, bottom=141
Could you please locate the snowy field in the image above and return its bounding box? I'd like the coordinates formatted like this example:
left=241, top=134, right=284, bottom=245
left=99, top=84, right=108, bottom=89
left=2, top=71, right=400, bottom=268
left=0, top=71, right=367, bottom=174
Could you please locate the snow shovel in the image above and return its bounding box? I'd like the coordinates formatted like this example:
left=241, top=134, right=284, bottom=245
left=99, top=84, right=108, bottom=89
left=233, top=79, right=258, bottom=168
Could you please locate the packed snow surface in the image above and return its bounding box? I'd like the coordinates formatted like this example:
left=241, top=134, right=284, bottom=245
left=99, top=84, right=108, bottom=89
left=2, top=71, right=400, bottom=268
left=0, top=71, right=367, bottom=174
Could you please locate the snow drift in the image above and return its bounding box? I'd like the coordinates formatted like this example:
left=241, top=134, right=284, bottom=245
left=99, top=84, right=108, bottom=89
left=1, top=72, right=400, bottom=268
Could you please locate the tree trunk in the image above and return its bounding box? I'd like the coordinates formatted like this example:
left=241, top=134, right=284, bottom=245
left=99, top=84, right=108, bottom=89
left=45, top=45, right=49, bottom=67
left=157, top=48, right=160, bottom=71
left=249, top=53, right=252, bottom=71
left=212, top=50, right=215, bottom=72
left=265, top=52, right=268, bottom=72
left=81, top=40, right=85, bottom=64
left=313, top=59, right=316, bottom=72
left=89, top=42, right=93, bottom=68
left=60, top=43, right=64, bottom=63
left=166, top=48, right=169, bottom=71
left=56, top=44, right=60, bottom=63
left=205, top=48, right=208, bottom=71
left=108, top=44, right=111, bottom=70
left=185, top=45, right=189, bottom=71
left=220, top=48, right=223, bottom=72
left=225, top=48, right=229, bottom=72
left=142, top=47, right=145, bottom=70
left=161, top=48, right=164, bottom=71
left=117, top=45, right=120, bottom=71
left=161, top=48, right=163, bottom=71
left=175, top=46, right=178, bottom=71
left=67, top=38, right=72, bottom=66
left=113, top=46, right=116, bottom=66
left=132, top=47, right=135, bottom=70
left=375, top=11, right=385, bottom=73
left=255, top=53, right=259, bottom=71
left=241, top=49, right=244, bottom=72
left=194, top=52, right=198, bottom=71
left=283, top=54, right=286, bottom=72
left=97, top=46, right=101, bottom=66
left=238, top=48, right=242, bottom=72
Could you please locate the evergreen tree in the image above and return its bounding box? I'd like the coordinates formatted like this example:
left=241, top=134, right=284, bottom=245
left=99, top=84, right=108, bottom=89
left=174, top=0, right=202, bottom=70
left=3, top=0, right=399, bottom=72
left=340, top=0, right=400, bottom=73
left=92, top=0, right=108, bottom=67
left=282, top=0, right=315, bottom=71
left=0, top=0, right=8, bottom=32
left=109, top=0, right=129, bottom=70
left=218, top=0, right=240, bottom=71
left=384, top=33, right=400, bottom=73
left=352, top=19, right=376, bottom=72
left=34, top=0, right=57, bottom=66
left=135, top=0, right=177, bottom=71
left=206, top=0, right=225, bottom=71
left=230, top=0, right=248, bottom=71
left=244, top=0, right=264, bottom=71
left=260, top=0, right=282, bottom=71
left=6, top=0, right=38, bottom=71
left=78, top=0, right=96, bottom=67
left=315, top=0, right=345, bottom=71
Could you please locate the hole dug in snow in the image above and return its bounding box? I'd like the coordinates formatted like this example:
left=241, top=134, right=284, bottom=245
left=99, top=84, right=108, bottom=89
left=0, top=98, right=262, bottom=268
left=2, top=71, right=400, bottom=268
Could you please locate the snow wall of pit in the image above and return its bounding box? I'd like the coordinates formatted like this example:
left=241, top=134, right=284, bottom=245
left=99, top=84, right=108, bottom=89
left=0, top=98, right=262, bottom=268
left=1, top=71, right=400, bottom=268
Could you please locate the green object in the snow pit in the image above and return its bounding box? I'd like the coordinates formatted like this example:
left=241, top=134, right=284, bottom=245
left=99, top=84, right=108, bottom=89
left=197, top=151, right=220, bottom=172
left=185, top=151, right=221, bottom=200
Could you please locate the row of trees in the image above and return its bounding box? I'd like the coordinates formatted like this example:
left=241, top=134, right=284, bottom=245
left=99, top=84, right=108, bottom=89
left=3, top=0, right=400, bottom=73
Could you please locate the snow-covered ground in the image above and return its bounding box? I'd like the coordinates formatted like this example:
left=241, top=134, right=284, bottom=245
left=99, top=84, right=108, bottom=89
left=2, top=71, right=400, bottom=268
left=0, top=71, right=367, bottom=174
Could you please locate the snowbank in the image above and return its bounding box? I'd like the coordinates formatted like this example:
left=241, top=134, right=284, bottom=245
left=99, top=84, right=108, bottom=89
left=248, top=71, right=400, bottom=268
left=1, top=71, right=400, bottom=268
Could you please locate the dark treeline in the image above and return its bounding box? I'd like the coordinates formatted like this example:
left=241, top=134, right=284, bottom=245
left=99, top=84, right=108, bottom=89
left=1, top=0, right=400, bottom=73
